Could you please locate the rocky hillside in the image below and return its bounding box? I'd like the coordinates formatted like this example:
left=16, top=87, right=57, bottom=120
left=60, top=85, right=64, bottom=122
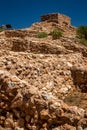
left=0, top=13, right=87, bottom=130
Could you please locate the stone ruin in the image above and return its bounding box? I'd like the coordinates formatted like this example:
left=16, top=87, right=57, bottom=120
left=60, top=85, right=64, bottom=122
left=41, top=13, right=71, bottom=26
left=40, top=13, right=76, bottom=37
left=0, top=13, right=87, bottom=130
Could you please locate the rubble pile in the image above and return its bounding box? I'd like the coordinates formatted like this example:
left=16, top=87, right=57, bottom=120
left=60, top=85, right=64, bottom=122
left=0, top=70, right=87, bottom=130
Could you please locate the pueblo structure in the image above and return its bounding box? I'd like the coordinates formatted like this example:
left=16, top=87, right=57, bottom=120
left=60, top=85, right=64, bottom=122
left=41, top=13, right=71, bottom=26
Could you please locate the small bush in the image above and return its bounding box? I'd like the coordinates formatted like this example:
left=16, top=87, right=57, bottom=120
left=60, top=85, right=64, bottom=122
left=76, top=26, right=87, bottom=47
left=0, top=28, right=4, bottom=32
left=76, top=26, right=87, bottom=40
left=80, top=38, right=87, bottom=46
left=36, top=32, right=48, bottom=38
left=50, top=29, right=62, bottom=39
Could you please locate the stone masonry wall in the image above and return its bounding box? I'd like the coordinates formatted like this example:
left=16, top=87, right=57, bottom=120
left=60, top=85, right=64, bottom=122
left=41, top=13, right=71, bottom=26
left=41, top=13, right=58, bottom=23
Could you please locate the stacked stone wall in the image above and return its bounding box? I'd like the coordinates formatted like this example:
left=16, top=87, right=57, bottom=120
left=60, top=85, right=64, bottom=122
left=41, top=13, right=71, bottom=26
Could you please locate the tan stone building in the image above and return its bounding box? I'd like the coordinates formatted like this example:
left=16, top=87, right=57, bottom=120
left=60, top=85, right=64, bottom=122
left=41, top=13, right=71, bottom=26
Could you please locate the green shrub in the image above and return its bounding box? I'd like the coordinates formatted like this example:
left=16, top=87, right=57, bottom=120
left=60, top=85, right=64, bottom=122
left=76, top=26, right=87, bottom=46
left=80, top=38, right=87, bottom=46
left=50, top=29, right=62, bottom=39
left=0, top=28, right=4, bottom=32
left=36, top=32, right=48, bottom=38
left=76, top=26, right=87, bottom=40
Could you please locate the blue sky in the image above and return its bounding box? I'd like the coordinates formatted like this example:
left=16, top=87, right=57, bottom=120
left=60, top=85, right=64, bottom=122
left=0, top=0, right=87, bottom=29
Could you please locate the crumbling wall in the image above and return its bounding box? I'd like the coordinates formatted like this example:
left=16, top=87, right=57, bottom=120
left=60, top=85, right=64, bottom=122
left=41, top=13, right=58, bottom=23
left=41, top=13, right=71, bottom=26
